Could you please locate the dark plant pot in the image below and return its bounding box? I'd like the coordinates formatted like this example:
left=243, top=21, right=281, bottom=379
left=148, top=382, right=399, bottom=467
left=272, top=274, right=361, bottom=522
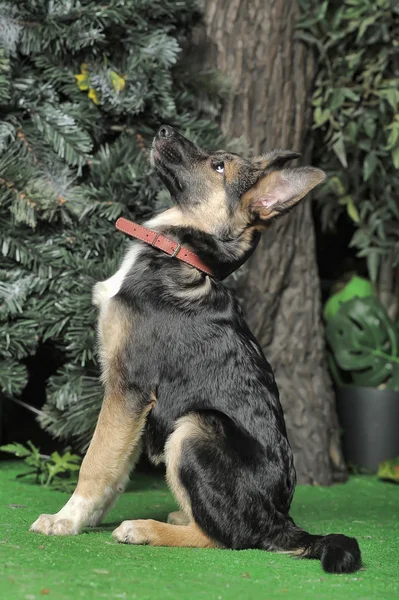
left=336, top=386, right=399, bottom=473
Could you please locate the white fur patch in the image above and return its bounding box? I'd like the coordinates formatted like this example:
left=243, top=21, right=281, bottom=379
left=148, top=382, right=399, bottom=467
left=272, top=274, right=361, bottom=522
left=93, top=210, right=182, bottom=311
left=92, top=244, right=142, bottom=310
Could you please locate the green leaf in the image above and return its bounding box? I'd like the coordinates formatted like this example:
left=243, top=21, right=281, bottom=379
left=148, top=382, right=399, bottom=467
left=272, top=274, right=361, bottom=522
left=386, top=192, right=399, bottom=219
left=314, top=107, right=331, bottom=127
left=330, top=88, right=346, bottom=110
left=324, top=275, right=374, bottom=321
left=346, top=121, right=358, bottom=142
left=357, top=16, right=375, bottom=41
left=338, top=195, right=360, bottom=223
left=350, top=228, right=370, bottom=249
left=24, top=441, right=47, bottom=470
left=363, top=152, right=377, bottom=181
left=46, top=450, right=81, bottom=485
left=343, top=87, right=360, bottom=102
left=386, top=125, right=399, bottom=149
left=316, top=0, right=328, bottom=20
left=332, top=135, right=348, bottom=168
left=0, top=442, right=31, bottom=458
left=363, top=117, right=376, bottom=139
left=386, top=89, right=399, bottom=110
left=326, top=296, right=399, bottom=390
left=346, top=197, right=360, bottom=223
left=392, top=147, right=399, bottom=169
left=366, top=250, right=380, bottom=282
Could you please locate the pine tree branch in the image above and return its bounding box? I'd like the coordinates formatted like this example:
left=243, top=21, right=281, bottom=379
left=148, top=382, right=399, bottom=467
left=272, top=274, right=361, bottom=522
left=15, top=129, right=69, bottom=207
left=1, top=0, right=222, bottom=448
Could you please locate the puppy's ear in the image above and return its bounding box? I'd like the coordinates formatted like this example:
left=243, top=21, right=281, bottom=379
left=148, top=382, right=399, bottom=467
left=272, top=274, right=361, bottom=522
left=243, top=167, right=326, bottom=221
left=252, top=150, right=301, bottom=170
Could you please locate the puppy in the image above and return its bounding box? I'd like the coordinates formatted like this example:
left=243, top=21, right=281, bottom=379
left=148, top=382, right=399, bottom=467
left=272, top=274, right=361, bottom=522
left=31, top=126, right=361, bottom=574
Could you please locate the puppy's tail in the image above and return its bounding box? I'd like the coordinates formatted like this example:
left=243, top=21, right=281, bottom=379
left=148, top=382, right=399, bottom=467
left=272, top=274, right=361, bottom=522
left=268, top=523, right=362, bottom=574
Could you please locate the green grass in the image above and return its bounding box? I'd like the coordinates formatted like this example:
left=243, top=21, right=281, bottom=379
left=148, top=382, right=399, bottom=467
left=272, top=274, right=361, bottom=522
left=0, top=461, right=398, bottom=600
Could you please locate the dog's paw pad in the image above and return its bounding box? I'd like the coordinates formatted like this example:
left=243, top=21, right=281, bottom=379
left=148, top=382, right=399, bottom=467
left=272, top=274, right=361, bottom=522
left=30, top=514, right=78, bottom=536
left=112, top=520, right=151, bottom=545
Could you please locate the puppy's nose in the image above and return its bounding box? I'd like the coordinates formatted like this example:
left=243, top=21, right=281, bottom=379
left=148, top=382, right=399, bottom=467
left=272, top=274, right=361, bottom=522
left=157, top=125, right=175, bottom=139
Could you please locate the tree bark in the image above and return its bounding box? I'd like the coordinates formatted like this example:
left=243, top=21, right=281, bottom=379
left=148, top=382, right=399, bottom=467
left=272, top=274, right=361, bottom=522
left=201, top=0, right=347, bottom=484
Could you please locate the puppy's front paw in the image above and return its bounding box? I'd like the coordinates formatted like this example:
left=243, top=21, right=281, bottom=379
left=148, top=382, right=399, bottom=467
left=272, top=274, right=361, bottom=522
left=112, top=520, right=152, bottom=545
left=30, top=514, right=80, bottom=536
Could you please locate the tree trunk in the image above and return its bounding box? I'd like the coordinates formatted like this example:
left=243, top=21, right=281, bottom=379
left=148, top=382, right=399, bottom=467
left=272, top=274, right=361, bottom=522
left=201, top=0, right=347, bottom=484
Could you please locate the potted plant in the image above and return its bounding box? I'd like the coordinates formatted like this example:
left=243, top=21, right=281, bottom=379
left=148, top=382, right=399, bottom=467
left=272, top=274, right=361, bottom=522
left=300, top=1, right=399, bottom=474
left=325, top=280, right=399, bottom=473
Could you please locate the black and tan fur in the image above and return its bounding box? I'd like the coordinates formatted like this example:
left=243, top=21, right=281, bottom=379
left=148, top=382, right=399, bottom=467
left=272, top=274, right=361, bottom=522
left=31, top=126, right=361, bottom=573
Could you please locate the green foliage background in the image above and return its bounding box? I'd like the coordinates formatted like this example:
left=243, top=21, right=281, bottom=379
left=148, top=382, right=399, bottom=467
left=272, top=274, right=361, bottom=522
left=300, top=0, right=399, bottom=298
left=0, top=0, right=226, bottom=449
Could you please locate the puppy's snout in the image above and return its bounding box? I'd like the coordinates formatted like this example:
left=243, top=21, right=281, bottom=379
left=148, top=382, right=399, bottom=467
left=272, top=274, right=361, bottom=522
left=157, top=125, right=175, bottom=139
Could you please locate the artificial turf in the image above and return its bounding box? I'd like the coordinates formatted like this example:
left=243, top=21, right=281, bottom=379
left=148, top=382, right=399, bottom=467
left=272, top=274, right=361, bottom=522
left=0, top=461, right=398, bottom=600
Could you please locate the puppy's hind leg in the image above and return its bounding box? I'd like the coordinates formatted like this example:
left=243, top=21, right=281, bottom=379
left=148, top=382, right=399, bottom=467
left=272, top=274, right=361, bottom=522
left=112, top=520, right=216, bottom=548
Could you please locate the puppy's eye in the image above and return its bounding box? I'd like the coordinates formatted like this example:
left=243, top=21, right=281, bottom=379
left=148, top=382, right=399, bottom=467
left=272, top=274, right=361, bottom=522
left=212, top=161, right=225, bottom=174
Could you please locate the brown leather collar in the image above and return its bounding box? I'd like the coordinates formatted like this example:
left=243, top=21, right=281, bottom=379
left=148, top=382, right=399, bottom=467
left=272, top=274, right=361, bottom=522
left=115, top=217, right=214, bottom=277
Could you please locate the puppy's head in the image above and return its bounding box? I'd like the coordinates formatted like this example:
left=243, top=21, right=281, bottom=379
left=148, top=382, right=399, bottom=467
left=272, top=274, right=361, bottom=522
left=151, top=125, right=325, bottom=238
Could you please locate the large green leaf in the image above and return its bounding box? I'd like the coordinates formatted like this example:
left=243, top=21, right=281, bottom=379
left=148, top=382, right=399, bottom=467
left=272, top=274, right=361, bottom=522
left=324, top=275, right=373, bottom=321
left=326, top=296, right=399, bottom=390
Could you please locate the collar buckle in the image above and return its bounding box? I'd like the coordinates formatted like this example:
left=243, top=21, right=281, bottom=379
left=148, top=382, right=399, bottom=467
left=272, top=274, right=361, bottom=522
left=170, top=243, right=181, bottom=258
